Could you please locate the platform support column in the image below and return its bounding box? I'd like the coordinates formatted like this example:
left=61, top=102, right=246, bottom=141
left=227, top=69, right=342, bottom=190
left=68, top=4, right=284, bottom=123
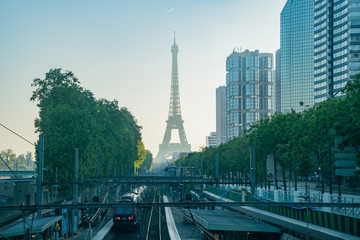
left=274, top=190, right=279, bottom=202
left=323, top=193, right=331, bottom=212
left=73, top=148, right=79, bottom=235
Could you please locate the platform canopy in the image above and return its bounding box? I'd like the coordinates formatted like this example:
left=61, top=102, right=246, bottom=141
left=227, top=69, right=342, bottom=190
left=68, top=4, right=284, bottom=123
left=0, top=215, right=62, bottom=238
left=186, top=209, right=280, bottom=233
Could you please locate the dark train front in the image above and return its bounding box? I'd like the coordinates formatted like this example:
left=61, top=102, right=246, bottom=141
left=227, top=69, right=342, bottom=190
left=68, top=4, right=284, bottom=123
left=113, top=185, right=146, bottom=230
left=113, top=204, right=137, bottom=227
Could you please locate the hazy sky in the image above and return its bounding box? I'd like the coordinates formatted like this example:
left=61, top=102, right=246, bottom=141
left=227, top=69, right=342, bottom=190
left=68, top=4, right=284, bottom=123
left=0, top=0, right=286, bottom=160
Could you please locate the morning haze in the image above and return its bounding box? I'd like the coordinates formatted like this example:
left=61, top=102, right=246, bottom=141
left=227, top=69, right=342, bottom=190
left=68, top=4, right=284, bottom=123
left=0, top=0, right=286, bottom=157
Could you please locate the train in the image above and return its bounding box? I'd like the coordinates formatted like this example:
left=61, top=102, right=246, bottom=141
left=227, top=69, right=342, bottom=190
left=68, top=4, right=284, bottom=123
left=113, top=185, right=147, bottom=229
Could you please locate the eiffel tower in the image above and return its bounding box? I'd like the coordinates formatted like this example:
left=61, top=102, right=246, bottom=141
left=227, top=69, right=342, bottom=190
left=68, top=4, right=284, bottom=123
left=155, top=34, right=191, bottom=163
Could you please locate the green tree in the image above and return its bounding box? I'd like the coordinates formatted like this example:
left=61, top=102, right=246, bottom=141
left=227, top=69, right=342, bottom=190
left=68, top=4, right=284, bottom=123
left=31, top=69, right=142, bottom=197
left=25, top=152, right=34, bottom=169
left=15, top=154, right=28, bottom=170
left=140, top=150, right=153, bottom=173
left=134, top=140, right=146, bottom=175
left=338, top=76, right=360, bottom=153
left=0, top=149, right=16, bottom=170
left=302, top=99, right=339, bottom=193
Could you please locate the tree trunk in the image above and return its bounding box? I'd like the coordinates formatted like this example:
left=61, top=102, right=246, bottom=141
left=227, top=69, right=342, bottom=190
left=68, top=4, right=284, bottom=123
left=321, top=170, right=325, bottom=194
left=274, top=152, right=279, bottom=189
left=289, top=168, right=292, bottom=192
left=294, top=169, right=298, bottom=191
left=317, top=153, right=325, bottom=194
left=282, top=168, right=287, bottom=192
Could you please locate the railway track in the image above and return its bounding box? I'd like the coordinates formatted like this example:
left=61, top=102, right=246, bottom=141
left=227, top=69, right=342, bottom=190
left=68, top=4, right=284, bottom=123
left=145, top=187, right=170, bottom=240
left=104, top=186, right=170, bottom=240
left=104, top=227, right=140, bottom=240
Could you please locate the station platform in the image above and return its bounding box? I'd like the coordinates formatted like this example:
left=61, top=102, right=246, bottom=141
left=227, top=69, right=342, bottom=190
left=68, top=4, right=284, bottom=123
left=0, top=215, right=62, bottom=238
left=164, top=195, right=202, bottom=240
left=163, top=195, right=181, bottom=240
left=91, top=219, right=113, bottom=240
left=204, top=190, right=359, bottom=240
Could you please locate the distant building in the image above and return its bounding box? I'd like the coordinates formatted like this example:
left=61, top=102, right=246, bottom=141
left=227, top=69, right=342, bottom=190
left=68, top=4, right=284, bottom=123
left=275, top=49, right=281, bottom=113
left=226, top=49, right=273, bottom=140
left=314, top=0, right=360, bottom=104
left=280, top=0, right=314, bottom=112
left=0, top=178, right=38, bottom=219
left=216, top=86, right=227, bottom=145
left=206, top=132, right=217, bottom=148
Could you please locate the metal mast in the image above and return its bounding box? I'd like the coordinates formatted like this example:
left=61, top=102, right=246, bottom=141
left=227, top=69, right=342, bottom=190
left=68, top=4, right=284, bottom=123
left=155, top=33, right=191, bottom=163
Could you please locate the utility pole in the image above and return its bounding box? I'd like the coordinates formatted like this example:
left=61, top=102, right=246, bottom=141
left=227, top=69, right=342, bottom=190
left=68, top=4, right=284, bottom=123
left=193, top=161, right=196, bottom=177
left=97, top=154, right=100, bottom=197
left=37, top=134, right=44, bottom=219
left=74, top=148, right=79, bottom=235
left=215, top=153, right=219, bottom=185
left=329, top=145, right=333, bottom=194
left=55, top=167, right=58, bottom=202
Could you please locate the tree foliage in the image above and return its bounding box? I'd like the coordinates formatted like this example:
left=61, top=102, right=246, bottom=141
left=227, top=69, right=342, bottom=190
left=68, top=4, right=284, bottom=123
left=0, top=149, right=34, bottom=170
left=140, top=150, right=153, bottom=173
left=31, top=69, right=143, bottom=196
left=134, top=140, right=147, bottom=175
left=176, top=75, right=360, bottom=189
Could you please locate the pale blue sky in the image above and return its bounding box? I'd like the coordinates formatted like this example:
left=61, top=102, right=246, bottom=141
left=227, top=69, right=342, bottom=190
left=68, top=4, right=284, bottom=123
left=0, top=0, right=287, bottom=159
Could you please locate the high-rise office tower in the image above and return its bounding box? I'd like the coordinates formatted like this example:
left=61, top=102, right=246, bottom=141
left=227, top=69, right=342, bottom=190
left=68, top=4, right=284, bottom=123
left=226, top=50, right=273, bottom=140
left=314, top=0, right=360, bottom=104
left=280, top=0, right=314, bottom=112
left=275, top=49, right=281, bottom=112
left=206, top=132, right=217, bottom=148
left=216, top=86, right=227, bottom=146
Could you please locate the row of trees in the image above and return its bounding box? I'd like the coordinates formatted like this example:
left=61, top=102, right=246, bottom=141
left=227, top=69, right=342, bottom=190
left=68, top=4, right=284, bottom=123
left=176, top=76, right=360, bottom=192
left=31, top=69, right=151, bottom=196
left=0, top=149, right=34, bottom=171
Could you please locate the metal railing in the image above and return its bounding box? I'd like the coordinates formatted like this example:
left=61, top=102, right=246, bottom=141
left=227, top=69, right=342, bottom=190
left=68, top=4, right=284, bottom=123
left=331, top=196, right=360, bottom=218
left=279, top=191, right=294, bottom=202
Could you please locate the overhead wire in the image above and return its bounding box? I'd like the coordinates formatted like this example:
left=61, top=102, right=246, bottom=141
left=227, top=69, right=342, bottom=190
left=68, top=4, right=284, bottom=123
left=0, top=123, right=35, bottom=146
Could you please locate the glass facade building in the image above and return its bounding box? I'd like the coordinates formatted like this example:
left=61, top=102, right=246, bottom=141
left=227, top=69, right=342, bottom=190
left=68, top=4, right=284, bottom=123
left=206, top=132, right=217, bottom=148
left=280, top=0, right=314, bottom=112
left=216, top=86, right=227, bottom=146
left=226, top=50, right=273, bottom=140
left=275, top=49, right=281, bottom=112
left=314, top=0, right=360, bottom=104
